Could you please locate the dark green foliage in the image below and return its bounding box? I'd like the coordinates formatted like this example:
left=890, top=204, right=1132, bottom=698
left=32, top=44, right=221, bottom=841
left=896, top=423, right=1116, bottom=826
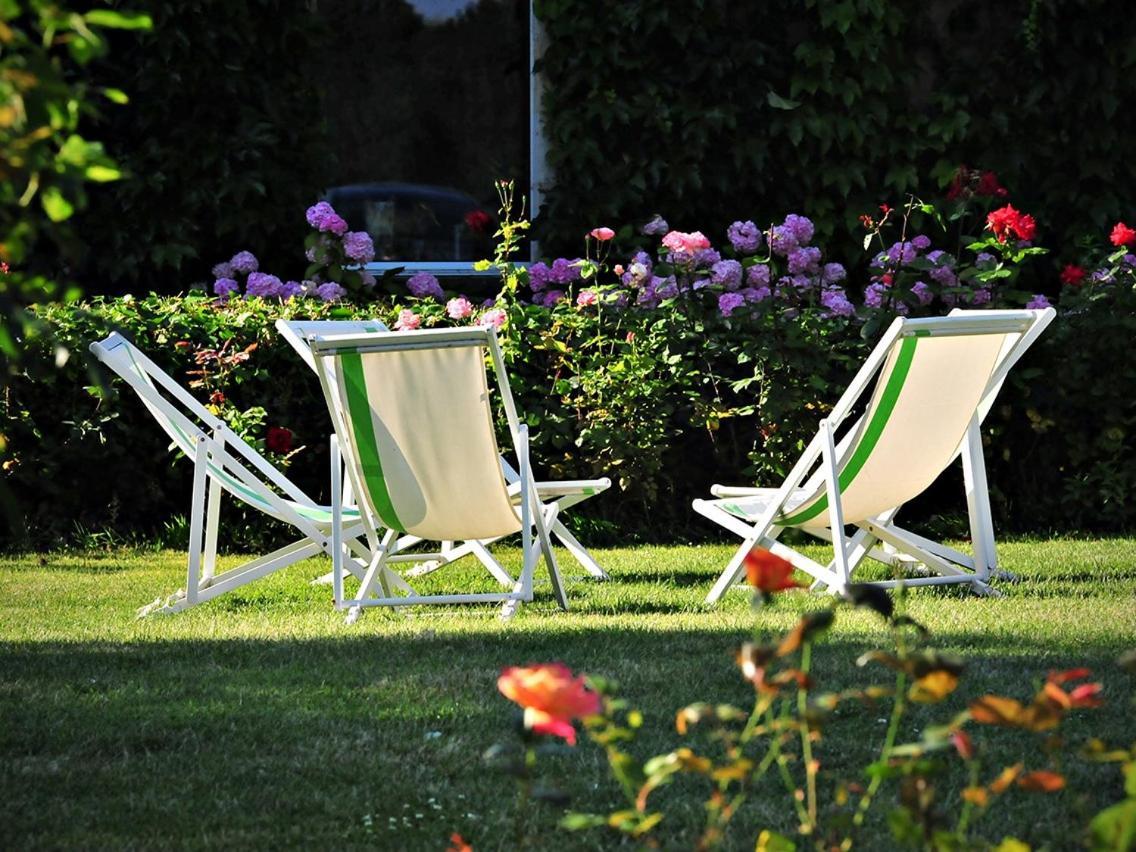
left=72, top=1, right=332, bottom=292
left=532, top=0, right=1136, bottom=272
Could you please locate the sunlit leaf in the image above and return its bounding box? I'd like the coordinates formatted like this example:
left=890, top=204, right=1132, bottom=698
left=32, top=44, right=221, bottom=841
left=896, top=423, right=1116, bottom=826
left=1017, top=770, right=1065, bottom=792
left=909, top=670, right=959, bottom=703
left=970, top=695, right=1027, bottom=727
left=756, top=829, right=797, bottom=851
left=989, top=763, right=1023, bottom=794
left=84, top=10, right=153, bottom=29
left=1089, top=799, right=1136, bottom=851
left=962, top=786, right=989, bottom=807
left=993, top=839, right=1031, bottom=852
left=40, top=186, right=74, bottom=222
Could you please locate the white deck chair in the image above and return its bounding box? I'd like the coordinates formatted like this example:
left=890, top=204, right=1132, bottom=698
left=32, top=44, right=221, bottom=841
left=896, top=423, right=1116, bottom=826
left=90, top=332, right=373, bottom=614
left=276, top=317, right=612, bottom=583
left=309, top=326, right=604, bottom=620
left=693, top=308, right=1056, bottom=603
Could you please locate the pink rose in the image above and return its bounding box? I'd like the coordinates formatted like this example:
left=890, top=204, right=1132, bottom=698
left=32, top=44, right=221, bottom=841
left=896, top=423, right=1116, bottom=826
left=478, top=308, right=507, bottom=330
left=576, top=290, right=598, bottom=307
left=394, top=309, right=421, bottom=331
left=613, top=264, right=624, bottom=275
left=446, top=296, right=474, bottom=320
left=661, top=230, right=711, bottom=254
left=589, top=227, right=615, bottom=241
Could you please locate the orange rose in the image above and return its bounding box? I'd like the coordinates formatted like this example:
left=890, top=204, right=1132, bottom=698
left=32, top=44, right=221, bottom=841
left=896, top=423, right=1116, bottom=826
left=497, top=663, right=601, bottom=745
left=744, top=548, right=804, bottom=594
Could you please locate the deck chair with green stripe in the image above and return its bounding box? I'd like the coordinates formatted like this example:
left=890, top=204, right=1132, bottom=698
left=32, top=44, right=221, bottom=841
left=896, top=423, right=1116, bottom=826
left=90, top=332, right=373, bottom=615
left=309, top=326, right=605, bottom=620
left=694, top=308, right=1055, bottom=603
left=277, top=318, right=611, bottom=584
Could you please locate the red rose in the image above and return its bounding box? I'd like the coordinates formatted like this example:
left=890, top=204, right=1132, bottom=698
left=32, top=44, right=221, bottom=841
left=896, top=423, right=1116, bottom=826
left=464, top=209, right=492, bottom=234
left=1060, top=264, right=1086, bottom=287
left=986, top=205, right=1036, bottom=243
left=209, top=390, right=226, bottom=406
left=744, top=548, right=805, bottom=594
left=976, top=171, right=1008, bottom=198
left=1014, top=212, right=1036, bottom=242
left=1110, top=221, right=1136, bottom=247
left=266, top=426, right=293, bottom=454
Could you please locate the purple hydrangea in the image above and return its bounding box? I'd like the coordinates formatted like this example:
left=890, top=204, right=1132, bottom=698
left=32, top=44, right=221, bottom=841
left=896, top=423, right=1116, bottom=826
left=360, top=270, right=377, bottom=288
left=230, top=251, right=258, bottom=275
left=692, top=276, right=712, bottom=291
left=320, top=213, right=349, bottom=236
left=655, top=276, right=679, bottom=300
left=747, top=264, right=771, bottom=287
left=246, top=272, right=282, bottom=298
left=641, top=214, right=669, bottom=236
left=316, top=281, right=346, bottom=302
left=407, top=271, right=444, bottom=300
left=306, top=201, right=336, bottom=229
left=718, top=291, right=746, bottom=317
left=211, top=261, right=235, bottom=280
left=549, top=257, right=581, bottom=285
left=820, top=288, right=855, bottom=318
left=911, top=281, right=934, bottom=306
left=1025, top=293, right=1052, bottom=310
left=822, top=262, right=846, bottom=284
left=528, top=261, right=551, bottom=293
left=782, top=214, right=815, bottom=246
left=929, top=265, right=958, bottom=287
left=693, top=248, right=722, bottom=268
left=711, top=259, right=743, bottom=290
left=742, top=286, right=771, bottom=303
left=769, top=225, right=798, bottom=257
left=1124, top=254, right=1136, bottom=267
left=213, top=277, right=239, bottom=298
left=280, top=280, right=304, bottom=300
left=864, top=282, right=889, bottom=308
left=1090, top=268, right=1114, bottom=284
left=911, top=235, right=932, bottom=251
left=975, top=252, right=997, bottom=270
left=343, top=231, right=375, bottom=264
left=788, top=246, right=822, bottom=275
left=886, top=241, right=917, bottom=266
left=971, top=288, right=993, bottom=306
left=788, top=274, right=815, bottom=291
left=727, top=220, right=762, bottom=254
left=540, top=289, right=565, bottom=307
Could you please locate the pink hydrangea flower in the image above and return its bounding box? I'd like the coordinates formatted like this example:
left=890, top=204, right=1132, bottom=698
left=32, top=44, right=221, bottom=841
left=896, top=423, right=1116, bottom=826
left=661, top=230, right=711, bottom=254
left=446, top=296, right=474, bottom=319
left=319, top=213, right=349, bottom=236
left=576, top=290, right=598, bottom=307
left=589, top=227, right=615, bottom=241
left=394, top=309, right=422, bottom=331
left=479, top=308, right=507, bottom=330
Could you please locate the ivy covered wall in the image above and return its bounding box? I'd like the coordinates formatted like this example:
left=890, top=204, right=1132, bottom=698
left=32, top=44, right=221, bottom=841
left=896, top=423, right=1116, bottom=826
left=533, top=0, right=1136, bottom=270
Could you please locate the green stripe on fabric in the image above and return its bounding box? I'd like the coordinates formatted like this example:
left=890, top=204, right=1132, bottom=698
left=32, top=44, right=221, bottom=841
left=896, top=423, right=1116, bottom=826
left=340, top=351, right=404, bottom=531
left=779, top=336, right=919, bottom=527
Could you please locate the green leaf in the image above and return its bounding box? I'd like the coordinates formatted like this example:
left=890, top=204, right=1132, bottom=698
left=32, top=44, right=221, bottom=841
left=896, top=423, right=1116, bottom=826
left=559, top=812, right=606, bottom=831
left=756, top=829, right=797, bottom=851
left=41, top=186, right=74, bottom=222
left=1090, top=799, right=1136, bottom=851
left=101, top=87, right=130, bottom=105
left=85, top=164, right=122, bottom=182
left=84, top=10, right=153, bottom=30
left=766, top=91, right=801, bottom=110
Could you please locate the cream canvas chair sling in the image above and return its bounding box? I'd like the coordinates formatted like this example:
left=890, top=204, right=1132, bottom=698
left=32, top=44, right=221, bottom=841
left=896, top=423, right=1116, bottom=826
left=90, top=332, right=372, bottom=614
left=693, top=308, right=1056, bottom=603
left=310, top=326, right=593, bottom=620
left=277, top=318, right=611, bottom=583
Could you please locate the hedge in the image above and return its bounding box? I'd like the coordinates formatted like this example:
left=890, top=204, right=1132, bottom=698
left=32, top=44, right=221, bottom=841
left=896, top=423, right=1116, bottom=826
left=4, top=259, right=1133, bottom=551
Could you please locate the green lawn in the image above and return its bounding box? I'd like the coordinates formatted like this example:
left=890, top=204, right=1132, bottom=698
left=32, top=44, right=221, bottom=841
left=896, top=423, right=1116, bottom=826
left=1, top=539, right=1134, bottom=850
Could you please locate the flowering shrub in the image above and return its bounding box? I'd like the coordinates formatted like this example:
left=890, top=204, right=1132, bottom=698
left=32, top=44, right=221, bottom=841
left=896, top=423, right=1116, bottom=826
left=485, top=552, right=1132, bottom=850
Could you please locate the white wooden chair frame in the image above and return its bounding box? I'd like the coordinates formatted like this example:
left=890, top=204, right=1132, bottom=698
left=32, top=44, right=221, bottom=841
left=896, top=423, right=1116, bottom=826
left=277, top=318, right=611, bottom=585
left=90, top=332, right=373, bottom=615
left=694, top=308, right=1056, bottom=603
left=310, top=326, right=599, bottom=620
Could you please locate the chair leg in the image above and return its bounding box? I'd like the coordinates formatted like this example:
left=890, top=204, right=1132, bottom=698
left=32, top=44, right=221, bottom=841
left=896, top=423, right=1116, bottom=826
left=962, top=417, right=1000, bottom=582
left=185, top=436, right=210, bottom=606
left=536, top=503, right=567, bottom=610
left=820, top=418, right=851, bottom=596
left=551, top=520, right=608, bottom=580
